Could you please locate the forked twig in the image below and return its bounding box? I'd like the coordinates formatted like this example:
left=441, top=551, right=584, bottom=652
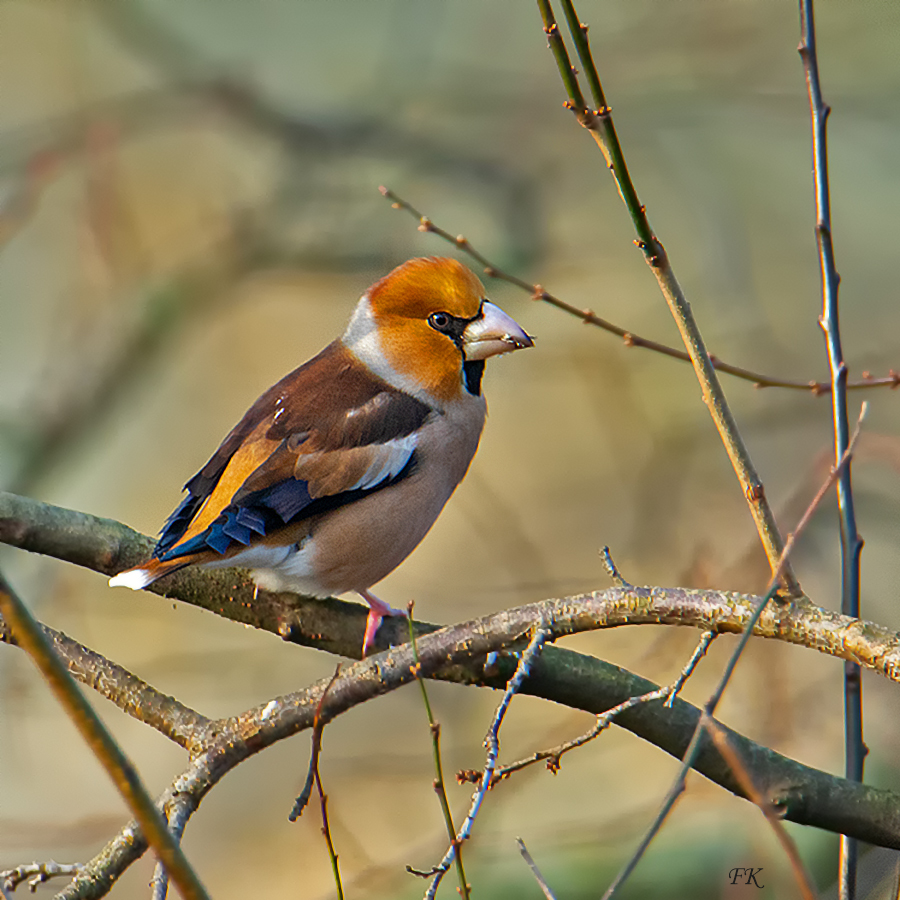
left=288, top=666, right=345, bottom=899
left=486, top=631, right=715, bottom=785
left=289, top=664, right=343, bottom=822
left=1, top=861, right=82, bottom=895
left=288, top=664, right=345, bottom=898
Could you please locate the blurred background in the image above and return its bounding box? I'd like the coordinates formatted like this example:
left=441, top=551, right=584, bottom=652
left=2, top=0, right=900, bottom=897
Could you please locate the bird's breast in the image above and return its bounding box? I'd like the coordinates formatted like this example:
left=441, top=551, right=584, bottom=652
left=251, top=394, right=486, bottom=596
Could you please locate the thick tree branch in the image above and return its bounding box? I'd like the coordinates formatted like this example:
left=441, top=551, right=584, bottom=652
left=49, top=616, right=900, bottom=898
left=2, top=490, right=900, bottom=871
left=1, top=493, right=897, bottom=681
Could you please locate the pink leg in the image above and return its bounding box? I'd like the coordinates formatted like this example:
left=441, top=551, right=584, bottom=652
left=358, top=589, right=407, bottom=655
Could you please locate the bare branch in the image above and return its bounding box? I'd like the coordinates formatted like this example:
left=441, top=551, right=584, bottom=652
left=422, top=626, right=549, bottom=899
left=490, top=631, right=714, bottom=783
left=1, top=861, right=82, bottom=895
left=0, top=611, right=210, bottom=751
left=379, top=187, right=900, bottom=396
left=149, top=797, right=192, bottom=900
left=2, top=492, right=897, bottom=681
left=799, top=1, right=866, bottom=895
left=516, top=838, right=557, bottom=900
left=537, top=0, right=800, bottom=595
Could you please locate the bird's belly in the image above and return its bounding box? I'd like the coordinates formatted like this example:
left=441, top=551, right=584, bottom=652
left=201, top=541, right=329, bottom=597
left=248, top=541, right=330, bottom=597
left=234, top=467, right=456, bottom=597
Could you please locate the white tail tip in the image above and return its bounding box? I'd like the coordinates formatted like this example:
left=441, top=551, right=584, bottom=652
left=109, top=569, right=153, bottom=590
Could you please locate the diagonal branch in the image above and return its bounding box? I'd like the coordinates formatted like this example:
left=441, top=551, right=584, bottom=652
left=0, top=610, right=210, bottom=752
left=537, top=0, right=800, bottom=596
left=380, top=187, right=900, bottom=395
left=0, top=573, right=210, bottom=900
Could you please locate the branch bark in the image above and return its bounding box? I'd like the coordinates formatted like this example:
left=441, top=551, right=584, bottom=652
left=41, top=615, right=900, bottom=898
left=1, top=493, right=897, bottom=679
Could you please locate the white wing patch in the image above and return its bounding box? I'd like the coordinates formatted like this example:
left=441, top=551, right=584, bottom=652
left=346, top=432, right=418, bottom=491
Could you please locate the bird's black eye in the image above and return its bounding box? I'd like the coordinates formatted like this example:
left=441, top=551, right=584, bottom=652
left=428, top=312, right=452, bottom=332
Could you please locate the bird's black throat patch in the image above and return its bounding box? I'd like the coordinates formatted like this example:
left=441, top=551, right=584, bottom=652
left=463, top=359, right=485, bottom=396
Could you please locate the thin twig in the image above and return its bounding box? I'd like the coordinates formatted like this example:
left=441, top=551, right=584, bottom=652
left=149, top=797, right=193, bottom=900
left=315, top=752, right=344, bottom=900
left=602, top=403, right=867, bottom=899
left=798, top=4, right=865, bottom=898
left=664, top=631, right=716, bottom=708
left=0, top=572, right=211, bottom=900
left=703, top=715, right=818, bottom=900
left=537, top=0, right=801, bottom=596
left=1, top=861, right=82, bottom=894
left=421, top=626, right=550, bottom=899
left=290, top=663, right=345, bottom=900
left=516, top=838, right=557, bottom=900
left=489, top=631, right=715, bottom=784
left=288, top=664, right=342, bottom=822
left=379, top=188, right=900, bottom=396
left=407, top=604, right=470, bottom=899
left=600, top=546, right=633, bottom=589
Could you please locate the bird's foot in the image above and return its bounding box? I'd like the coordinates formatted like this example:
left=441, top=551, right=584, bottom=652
left=358, top=589, right=407, bottom=656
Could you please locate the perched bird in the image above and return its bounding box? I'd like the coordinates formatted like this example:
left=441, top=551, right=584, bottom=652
left=110, top=257, right=533, bottom=653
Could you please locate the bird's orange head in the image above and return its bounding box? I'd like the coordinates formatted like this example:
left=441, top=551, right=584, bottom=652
left=344, top=257, right=532, bottom=404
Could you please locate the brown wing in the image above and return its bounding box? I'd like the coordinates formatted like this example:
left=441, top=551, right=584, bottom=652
left=155, top=341, right=433, bottom=561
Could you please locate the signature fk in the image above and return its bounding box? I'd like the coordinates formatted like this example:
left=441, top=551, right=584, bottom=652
left=728, top=867, right=764, bottom=888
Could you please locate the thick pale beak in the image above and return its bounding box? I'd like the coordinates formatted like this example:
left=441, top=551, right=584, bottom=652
left=462, top=301, right=534, bottom=361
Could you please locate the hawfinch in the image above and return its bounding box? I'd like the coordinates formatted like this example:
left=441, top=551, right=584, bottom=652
left=110, top=257, right=533, bottom=653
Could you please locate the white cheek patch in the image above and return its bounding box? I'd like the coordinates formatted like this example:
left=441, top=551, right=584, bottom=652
left=342, top=296, right=386, bottom=373
left=342, top=295, right=446, bottom=408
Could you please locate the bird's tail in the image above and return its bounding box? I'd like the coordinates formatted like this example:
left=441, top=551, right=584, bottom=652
left=109, top=556, right=189, bottom=590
